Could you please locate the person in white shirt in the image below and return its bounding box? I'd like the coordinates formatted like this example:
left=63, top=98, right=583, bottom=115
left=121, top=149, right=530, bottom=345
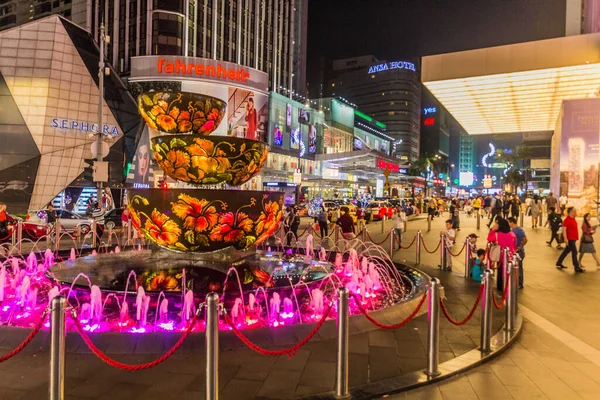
left=559, top=194, right=568, bottom=214
left=392, top=211, right=406, bottom=249
left=440, top=219, right=456, bottom=271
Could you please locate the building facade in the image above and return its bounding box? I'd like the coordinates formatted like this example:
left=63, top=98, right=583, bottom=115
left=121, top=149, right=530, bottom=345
left=324, top=55, right=421, bottom=162
left=0, top=0, right=308, bottom=95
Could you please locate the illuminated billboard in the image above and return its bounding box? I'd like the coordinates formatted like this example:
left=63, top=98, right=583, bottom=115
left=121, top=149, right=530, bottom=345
left=459, top=172, right=474, bottom=187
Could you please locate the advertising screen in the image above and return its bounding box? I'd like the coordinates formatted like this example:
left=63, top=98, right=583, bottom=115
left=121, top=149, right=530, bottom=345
left=298, top=109, right=310, bottom=124
left=459, top=172, right=474, bottom=187
left=273, top=124, right=283, bottom=146
left=127, top=126, right=159, bottom=187
left=286, top=103, right=292, bottom=127
left=291, top=127, right=301, bottom=150
left=308, top=125, right=317, bottom=153
left=354, top=137, right=363, bottom=150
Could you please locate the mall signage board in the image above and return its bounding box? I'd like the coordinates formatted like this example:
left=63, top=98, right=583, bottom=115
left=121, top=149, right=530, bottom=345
left=130, top=56, right=269, bottom=93
left=376, top=157, right=399, bottom=173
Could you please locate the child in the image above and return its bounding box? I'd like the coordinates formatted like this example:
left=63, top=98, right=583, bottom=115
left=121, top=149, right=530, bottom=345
left=440, top=219, right=456, bottom=271
left=465, top=203, right=473, bottom=217
left=471, top=249, right=486, bottom=282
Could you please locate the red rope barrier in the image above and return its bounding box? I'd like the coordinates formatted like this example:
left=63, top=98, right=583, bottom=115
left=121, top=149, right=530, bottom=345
left=296, top=225, right=311, bottom=239
left=365, top=231, right=391, bottom=245
left=439, top=285, right=483, bottom=326
left=445, top=242, right=467, bottom=257
left=352, top=291, right=427, bottom=330
left=223, top=302, right=334, bottom=358
left=0, top=309, right=48, bottom=363
left=493, top=273, right=510, bottom=309
left=400, top=235, right=417, bottom=249
left=421, top=237, right=441, bottom=254
left=70, top=311, right=198, bottom=370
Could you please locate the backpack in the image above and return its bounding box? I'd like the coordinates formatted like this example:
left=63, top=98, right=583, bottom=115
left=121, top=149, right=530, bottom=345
left=495, top=199, right=503, bottom=210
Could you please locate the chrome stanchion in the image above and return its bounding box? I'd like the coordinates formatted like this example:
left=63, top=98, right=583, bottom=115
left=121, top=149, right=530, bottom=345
left=361, top=226, right=366, bottom=243
left=127, top=219, right=133, bottom=244
left=439, top=234, right=446, bottom=268
left=427, top=215, right=431, bottom=232
left=76, top=225, right=81, bottom=247
left=335, top=288, right=349, bottom=399
left=416, top=231, right=422, bottom=265
left=107, top=225, right=113, bottom=246
left=464, top=237, right=471, bottom=279
left=519, top=212, right=524, bottom=228
left=380, top=215, right=385, bottom=234
left=426, top=278, right=441, bottom=377
left=49, top=296, right=66, bottom=400
left=480, top=270, right=493, bottom=353
left=54, top=221, right=61, bottom=251
left=206, top=293, right=219, bottom=400
left=499, top=247, right=509, bottom=291
left=335, top=225, right=340, bottom=249
left=512, top=253, right=520, bottom=315
left=477, top=212, right=481, bottom=230
left=11, top=221, right=16, bottom=248
left=92, top=220, right=97, bottom=248
left=389, top=228, right=395, bottom=255
left=505, top=260, right=515, bottom=332
left=280, top=224, right=285, bottom=244
left=17, top=220, right=22, bottom=254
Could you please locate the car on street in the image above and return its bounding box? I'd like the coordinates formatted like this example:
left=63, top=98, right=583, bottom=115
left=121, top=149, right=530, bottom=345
left=0, top=214, right=47, bottom=241
left=104, top=208, right=125, bottom=230
left=27, top=209, right=95, bottom=235
left=365, top=201, right=396, bottom=221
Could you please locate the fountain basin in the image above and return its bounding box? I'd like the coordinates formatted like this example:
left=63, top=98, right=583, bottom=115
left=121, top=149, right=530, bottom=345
left=127, top=189, right=283, bottom=252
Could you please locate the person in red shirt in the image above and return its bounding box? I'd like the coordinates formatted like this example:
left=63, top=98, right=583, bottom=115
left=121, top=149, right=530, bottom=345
left=245, top=97, right=258, bottom=140
left=556, top=207, right=584, bottom=272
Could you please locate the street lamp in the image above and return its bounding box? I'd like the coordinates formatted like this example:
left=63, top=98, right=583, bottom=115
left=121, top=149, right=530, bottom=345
left=94, top=23, right=110, bottom=206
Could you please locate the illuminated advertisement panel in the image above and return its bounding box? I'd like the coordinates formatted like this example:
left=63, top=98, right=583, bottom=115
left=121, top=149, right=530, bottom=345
left=286, top=103, right=292, bottom=126
left=308, top=125, right=317, bottom=153
left=273, top=124, right=283, bottom=146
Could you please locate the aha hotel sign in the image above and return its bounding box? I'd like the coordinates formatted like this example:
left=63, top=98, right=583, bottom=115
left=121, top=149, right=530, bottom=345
left=130, top=56, right=269, bottom=93
left=368, top=61, right=416, bottom=74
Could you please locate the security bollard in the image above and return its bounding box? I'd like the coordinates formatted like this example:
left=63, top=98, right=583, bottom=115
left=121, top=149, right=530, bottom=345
left=477, top=212, right=481, bottom=230
left=512, top=253, right=520, bottom=315
left=361, top=226, right=366, bottom=243
left=388, top=228, right=395, bottom=255
left=416, top=231, right=422, bottom=265
left=480, top=270, right=493, bottom=353
left=426, top=278, right=441, bottom=377
left=54, top=221, right=61, bottom=251
left=427, top=216, right=431, bottom=232
left=499, top=247, right=509, bottom=291
left=49, top=296, right=66, bottom=400
left=92, top=220, right=98, bottom=248
left=464, top=237, right=471, bottom=279
left=11, top=221, right=16, bottom=248
left=17, top=220, right=23, bottom=253
left=439, top=234, right=446, bottom=269
left=206, top=293, right=219, bottom=400
left=335, top=288, right=350, bottom=399
left=505, top=261, right=516, bottom=332
left=381, top=215, right=386, bottom=234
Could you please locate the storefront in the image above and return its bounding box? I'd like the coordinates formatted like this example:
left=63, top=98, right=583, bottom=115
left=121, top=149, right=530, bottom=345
left=0, top=16, right=140, bottom=212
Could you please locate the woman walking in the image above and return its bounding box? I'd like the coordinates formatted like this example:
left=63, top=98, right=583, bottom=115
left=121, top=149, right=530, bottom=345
left=578, top=213, right=600, bottom=268
left=530, top=195, right=541, bottom=229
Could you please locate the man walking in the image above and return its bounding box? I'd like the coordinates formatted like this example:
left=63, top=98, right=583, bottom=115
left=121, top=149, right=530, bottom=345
left=487, top=194, right=502, bottom=228
left=509, top=217, right=527, bottom=288
left=545, top=192, right=558, bottom=213
left=556, top=207, right=584, bottom=272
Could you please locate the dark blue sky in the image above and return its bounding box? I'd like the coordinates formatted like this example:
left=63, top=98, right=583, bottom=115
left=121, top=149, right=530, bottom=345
left=307, top=0, right=567, bottom=93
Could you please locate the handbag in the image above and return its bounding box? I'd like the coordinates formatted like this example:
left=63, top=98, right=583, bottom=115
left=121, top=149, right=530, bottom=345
left=582, top=233, right=594, bottom=243
left=489, top=232, right=501, bottom=262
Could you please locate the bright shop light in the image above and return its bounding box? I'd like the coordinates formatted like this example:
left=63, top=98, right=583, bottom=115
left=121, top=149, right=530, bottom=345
left=424, top=63, right=600, bottom=134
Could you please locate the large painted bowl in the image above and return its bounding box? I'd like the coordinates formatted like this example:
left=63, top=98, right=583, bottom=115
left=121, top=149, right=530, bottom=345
left=127, top=189, right=283, bottom=252
left=138, top=91, right=226, bottom=135
left=151, top=135, right=268, bottom=186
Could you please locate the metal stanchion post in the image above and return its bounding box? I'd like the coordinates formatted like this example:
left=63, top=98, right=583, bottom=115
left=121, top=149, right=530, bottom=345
left=427, top=215, right=431, bottom=232
left=280, top=224, right=285, bottom=244
left=381, top=215, right=385, bottom=234
left=512, top=253, right=519, bottom=315
left=361, top=226, right=366, bottom=243
left=17, top=220, right=22, bottom=254
left=416, top=231, right=422, bottom=264
left=505, top=261, right=515, bottom=332
left=439, top=234, right=446, bottom=268
left=426, top=278, right=441, bottom=377
left=500, top=247, right=509, bottom=291
left=49, top=296, right=66, bottom=400
left=107, top=226, right=113, bottom=246
left=477, top=212, right=481, bottom=230
left=389, top=228, right=395, bottom=255
left=92, top=220, right=97, bottom=248
left=76, top=225, right=81, bottom=247
left=54, top=221, right=61, bottom=251
left=480, top=270, right=493, bottom=353
left=335, top=288, right=349, bottom=399
left=206, top=293, right=219, bottom=400
left=11, top=221, right=16, bottom=248
left=335, top=225, right=340, bottom=248
left=464, top=237, right=471, bottom=279
left=519, top=212, right=524, bottom=228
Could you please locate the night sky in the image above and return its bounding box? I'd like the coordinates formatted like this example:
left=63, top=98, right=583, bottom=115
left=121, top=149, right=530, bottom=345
left=307, top=0, right=567, bottom=95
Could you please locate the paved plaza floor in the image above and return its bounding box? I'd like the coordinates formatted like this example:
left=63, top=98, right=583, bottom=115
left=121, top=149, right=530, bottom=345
left=0, top=212, right=599, bottom=399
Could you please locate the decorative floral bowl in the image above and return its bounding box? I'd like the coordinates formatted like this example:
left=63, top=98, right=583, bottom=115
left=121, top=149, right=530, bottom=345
left=151, top=135, right=268, bottom=186
left=137, top=91, right=226, bottom=135
left=127, top=189, right=283, bottom=252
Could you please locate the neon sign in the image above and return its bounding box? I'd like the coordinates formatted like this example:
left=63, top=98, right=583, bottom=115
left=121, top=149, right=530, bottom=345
left=424, top=107, right=437, bottom=115
left=481, top=143, right=496, bottom=167
left=376, top=157, right=399, bottom=173
left=368, top=61, right=416, bottom=74
left=424, top=117, right=435, bottom=126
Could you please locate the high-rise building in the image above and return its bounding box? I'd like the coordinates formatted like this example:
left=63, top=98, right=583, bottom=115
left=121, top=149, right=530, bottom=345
left=0, top=0, right=308, bottom=94
left=324, top=55, right=421, bottom=162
